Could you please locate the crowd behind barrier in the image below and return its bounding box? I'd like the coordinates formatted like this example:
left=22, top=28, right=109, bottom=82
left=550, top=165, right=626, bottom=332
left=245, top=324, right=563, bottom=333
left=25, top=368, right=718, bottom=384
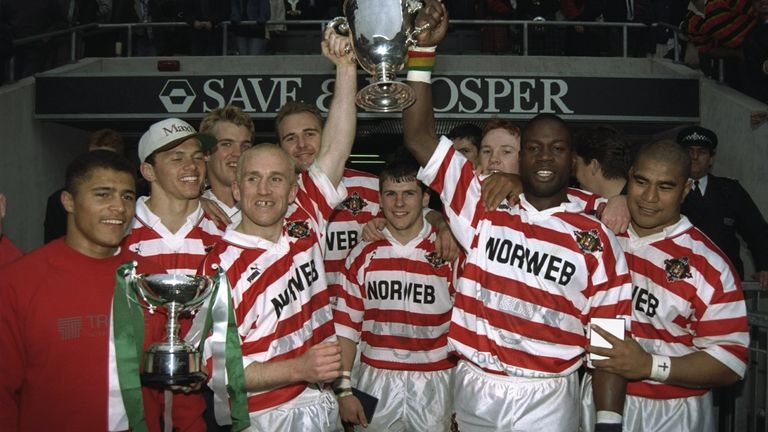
left=1, top=0, right=766, bottom=103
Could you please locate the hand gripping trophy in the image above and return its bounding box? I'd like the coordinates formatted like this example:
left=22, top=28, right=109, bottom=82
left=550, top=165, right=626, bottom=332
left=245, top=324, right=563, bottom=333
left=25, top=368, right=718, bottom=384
left=328, top=0, right=430, bottom=112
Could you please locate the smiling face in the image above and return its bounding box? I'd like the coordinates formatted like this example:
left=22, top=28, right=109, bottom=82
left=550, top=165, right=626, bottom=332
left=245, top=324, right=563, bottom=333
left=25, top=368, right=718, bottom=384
left=478, top=128, right=521, bottom=174
left=627, top=154, right=690, bottom=237
left=62, top=167, right=136, bottom=258
left=380, top=177, right=429, bottom=242
left=277, top=112, right=322, bottom=172
left=206, top=121, right=253, bottom=190
left=519, top=117, right=573, bottom=209
left=141, top=138, right=206, bottom=201
left=233, top=145, right=298, bottom=242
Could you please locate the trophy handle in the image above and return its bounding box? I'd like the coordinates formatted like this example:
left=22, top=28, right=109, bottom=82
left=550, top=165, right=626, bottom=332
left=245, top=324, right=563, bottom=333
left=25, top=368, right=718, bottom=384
left=326, top=16, right=349, bottom=36
left=122, top=268, right=158, bottom=313
left=404, top=1, right=430, bottom=48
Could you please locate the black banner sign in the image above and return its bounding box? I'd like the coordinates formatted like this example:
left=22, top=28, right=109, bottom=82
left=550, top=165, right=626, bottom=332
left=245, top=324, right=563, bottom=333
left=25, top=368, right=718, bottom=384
left=35, top=74, right=698, bottom=122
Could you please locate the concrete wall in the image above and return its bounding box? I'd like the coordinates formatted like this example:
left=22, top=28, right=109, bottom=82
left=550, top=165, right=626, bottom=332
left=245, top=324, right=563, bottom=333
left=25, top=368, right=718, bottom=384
left=0, top=77, right=88, bottom=252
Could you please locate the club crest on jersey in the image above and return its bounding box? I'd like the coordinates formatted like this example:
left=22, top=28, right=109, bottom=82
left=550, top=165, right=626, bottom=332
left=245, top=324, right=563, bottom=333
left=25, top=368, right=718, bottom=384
left=425, top=251, right=446, bottom=268
left=665, top=257, right=692, bottom=281
left=286, top=220, right=310, bottom=239
left=340, top=192, right=368, bottom=215
left=574, top=229, right=603, bottom=253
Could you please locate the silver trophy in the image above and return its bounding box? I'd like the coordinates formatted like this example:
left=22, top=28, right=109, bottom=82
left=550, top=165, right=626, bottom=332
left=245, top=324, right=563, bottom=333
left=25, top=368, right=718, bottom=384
left=328, top=0, right=428, bottom=112
left=127, top=273, right=214, bottom=387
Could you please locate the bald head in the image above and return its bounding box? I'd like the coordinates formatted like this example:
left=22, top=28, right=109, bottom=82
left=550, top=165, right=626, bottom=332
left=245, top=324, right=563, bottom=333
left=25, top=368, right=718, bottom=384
left=633, top=139, right=691, bottom=180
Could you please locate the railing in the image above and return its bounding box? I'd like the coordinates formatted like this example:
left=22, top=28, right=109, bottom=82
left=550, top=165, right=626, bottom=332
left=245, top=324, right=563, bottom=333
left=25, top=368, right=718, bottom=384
left=742, top=281, right=768, bottom=432
left=4, top=18, right=672, bottom=83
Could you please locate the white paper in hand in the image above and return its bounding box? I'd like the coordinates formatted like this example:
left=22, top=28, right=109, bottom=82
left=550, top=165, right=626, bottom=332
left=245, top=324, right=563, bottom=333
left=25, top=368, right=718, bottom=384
left=588, top=317, right=625, bottom=367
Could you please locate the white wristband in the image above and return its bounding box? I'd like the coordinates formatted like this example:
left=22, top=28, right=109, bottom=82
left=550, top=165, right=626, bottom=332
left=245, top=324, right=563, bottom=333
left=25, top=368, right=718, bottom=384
left=649, top=354, right=671, bottom=382
left=596, top=410, right=623, bottom=424
left=406, top=70, right=432, bottom=83
left=410, top=45, right=437, bottom=53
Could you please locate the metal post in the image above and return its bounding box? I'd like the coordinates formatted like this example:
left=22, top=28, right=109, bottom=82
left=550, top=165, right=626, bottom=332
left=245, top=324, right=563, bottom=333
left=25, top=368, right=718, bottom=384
left=673, top=34, right=680, bottom=63
left=622, top=25, right=628, bottom=58
left=719, top=58, right=725, bottom=84
left=127, top=25, right=133, bottom=57
left=69, top=29, right=77, bottom=63
left=8, top=56, right=14, bottom=83
left=222, top=22, right=229, bottom=56
left=523, top=22, right=528, bottom=56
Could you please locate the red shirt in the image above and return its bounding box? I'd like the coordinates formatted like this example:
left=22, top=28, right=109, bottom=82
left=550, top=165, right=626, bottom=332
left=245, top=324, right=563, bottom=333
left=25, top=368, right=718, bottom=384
left=0, top=239, right=195, bottom=431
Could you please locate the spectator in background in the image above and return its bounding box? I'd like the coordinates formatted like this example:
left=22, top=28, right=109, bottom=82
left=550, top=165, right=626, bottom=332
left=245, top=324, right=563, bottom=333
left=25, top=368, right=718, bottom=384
left=44, top=128, right=125, bottom=244
left=684, top=0, right=758, bottom=89
left=447, top=122, right=482, bottom=166
left=3, top=0, right=68, bottom=79
left=77, top=0, right=118, bottom=58
left=480, top=0, right=515, bottom=53
left=283, top=0, right=330, bottom=19
left=743, top=0, right=768, bottom=103
left=199, top=104, right=255, bottom=225
left=230, top=0, right=270, bottom=55
left=573, top=125, right=631, bottom=199
left=444, top=0, right=477, bottom=19
left=268, top=0, right=286, bottom=32
left=181, top=0, right=230, bottom=56
left=517, top=0, right=564, bottom=55
left=0, top=4, right=13, bottom=84
left=677, top=126, right=768, bottom=289
left=0, top=193, right=23, bottom=267
left=603, top=0, right=637, bottom=56
left=478, top=117, right=521, bottom=174
left=560, top=0, right=605, bottom=56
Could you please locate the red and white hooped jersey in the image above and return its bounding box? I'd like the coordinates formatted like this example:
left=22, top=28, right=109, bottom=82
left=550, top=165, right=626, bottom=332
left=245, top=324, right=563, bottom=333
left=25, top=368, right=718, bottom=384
left=418, top=137, right=633, bottom=378
left=321, top=168, right=380, bottom=291
left=123, top=197, right=223, bottom=274
left=334, top=221, right=460, bottom=372
left=201, top=164, right=346, bottom=414
left=619, top=217, right=749, bottom=400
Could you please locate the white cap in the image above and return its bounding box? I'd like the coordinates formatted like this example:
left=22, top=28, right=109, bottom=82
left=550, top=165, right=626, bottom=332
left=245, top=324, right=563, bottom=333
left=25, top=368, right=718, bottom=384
left=138, top=118, right=216, bottom=163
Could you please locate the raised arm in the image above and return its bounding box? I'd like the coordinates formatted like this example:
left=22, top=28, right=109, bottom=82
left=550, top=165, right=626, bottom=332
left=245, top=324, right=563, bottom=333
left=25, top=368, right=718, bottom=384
left=315, top=28, right=358, bottom=187
left=403, top=0, right=448, bottom=167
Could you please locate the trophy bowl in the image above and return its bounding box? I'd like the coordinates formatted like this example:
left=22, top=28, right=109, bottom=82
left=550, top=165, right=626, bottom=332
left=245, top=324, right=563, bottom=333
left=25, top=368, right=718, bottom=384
left=130, top=273, right=214, bottom=387
left=329, top=0, right=425, bottom=112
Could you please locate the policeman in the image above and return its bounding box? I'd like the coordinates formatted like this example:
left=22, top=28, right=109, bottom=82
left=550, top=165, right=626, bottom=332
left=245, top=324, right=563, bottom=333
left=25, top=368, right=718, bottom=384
left=678, top=125, right=768, bottom=288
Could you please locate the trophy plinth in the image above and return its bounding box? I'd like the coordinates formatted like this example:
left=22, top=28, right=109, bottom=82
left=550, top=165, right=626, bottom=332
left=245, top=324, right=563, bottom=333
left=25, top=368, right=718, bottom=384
left=129, top=273, right=214, bottom=388
left=142, top=343, right=207, bottom=386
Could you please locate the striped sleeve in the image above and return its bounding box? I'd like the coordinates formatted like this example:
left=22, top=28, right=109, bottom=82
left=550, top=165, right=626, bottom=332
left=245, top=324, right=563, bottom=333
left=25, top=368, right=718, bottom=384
left=683, top=231, right=749, bottom=377
left=417, top=136, right=484, bottom=251
left=295, top=164, right=348, bottom=233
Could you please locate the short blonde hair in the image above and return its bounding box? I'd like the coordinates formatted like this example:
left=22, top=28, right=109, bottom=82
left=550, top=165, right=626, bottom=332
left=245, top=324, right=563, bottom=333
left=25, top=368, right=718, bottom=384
left=236, top=143, right=298, bottom=183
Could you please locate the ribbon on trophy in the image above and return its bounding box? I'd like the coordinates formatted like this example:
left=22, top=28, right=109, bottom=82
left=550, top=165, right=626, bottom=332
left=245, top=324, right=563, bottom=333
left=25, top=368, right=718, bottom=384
left=108, top=261, right=148, bottom=432
left=186, top=265, right=250, bottom=431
